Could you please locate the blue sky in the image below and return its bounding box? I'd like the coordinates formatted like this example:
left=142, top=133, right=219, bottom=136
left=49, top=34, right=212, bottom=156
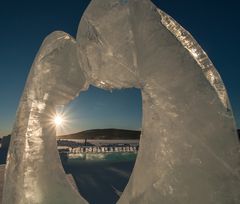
left=0, top=0, right=239, bottom=136
left=57, top=86, right=142, bottom=135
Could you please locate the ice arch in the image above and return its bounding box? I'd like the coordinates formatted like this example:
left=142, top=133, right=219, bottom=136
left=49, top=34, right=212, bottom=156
left=3, top=0, right=240, bottom=204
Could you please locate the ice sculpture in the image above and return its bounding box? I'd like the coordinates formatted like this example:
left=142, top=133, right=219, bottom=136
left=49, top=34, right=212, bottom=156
left=2, top=32, right=89, bottom=204
left=3, top=0, right=240, bottom=204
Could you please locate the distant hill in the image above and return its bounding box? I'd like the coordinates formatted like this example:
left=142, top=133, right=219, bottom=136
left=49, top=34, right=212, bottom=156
left=58, top=129, right=141, bottom=140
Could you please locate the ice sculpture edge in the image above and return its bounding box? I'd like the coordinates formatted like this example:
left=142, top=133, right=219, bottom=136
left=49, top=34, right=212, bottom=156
left=157, top=9, right=230, bottom=110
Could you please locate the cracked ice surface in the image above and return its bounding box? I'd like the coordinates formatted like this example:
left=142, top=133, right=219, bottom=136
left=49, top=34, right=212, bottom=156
left=3, top=0, right=240, bottom=204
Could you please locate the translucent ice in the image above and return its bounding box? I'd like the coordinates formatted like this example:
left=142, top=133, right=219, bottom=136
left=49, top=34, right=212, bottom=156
left=3, top=0, right=240, bottom=204
left=2, top=32, right=88, bottom=204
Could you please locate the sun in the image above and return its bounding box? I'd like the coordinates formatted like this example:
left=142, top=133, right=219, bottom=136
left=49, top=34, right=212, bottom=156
left=54, top=115, right=63, bottom=126
left=49, top=108, right=70, bottom=136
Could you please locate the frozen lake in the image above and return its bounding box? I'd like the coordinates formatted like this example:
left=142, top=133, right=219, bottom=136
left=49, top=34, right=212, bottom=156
left=63, top=152, right=137, bottom=204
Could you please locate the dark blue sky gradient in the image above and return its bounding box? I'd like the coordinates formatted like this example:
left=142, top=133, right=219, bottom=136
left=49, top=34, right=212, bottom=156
left=0, top=0, right=239, bottom=136
left=60, top=86, right=142, bottom=135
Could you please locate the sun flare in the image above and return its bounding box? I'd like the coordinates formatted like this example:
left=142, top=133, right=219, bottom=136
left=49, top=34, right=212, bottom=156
left=54, top=115, right=63, bottom=126
left=49, top=108, right=71, bottom=136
